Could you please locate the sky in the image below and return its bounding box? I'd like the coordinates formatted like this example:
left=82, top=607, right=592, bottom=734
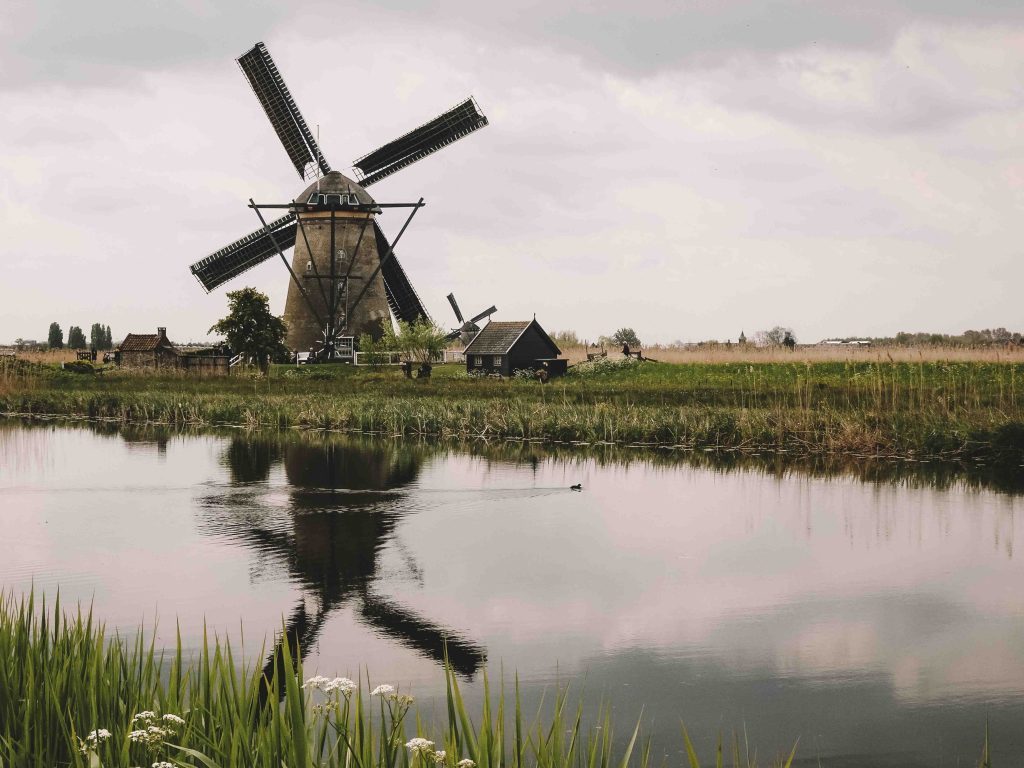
left=1, top=0, right=1022, bottom=345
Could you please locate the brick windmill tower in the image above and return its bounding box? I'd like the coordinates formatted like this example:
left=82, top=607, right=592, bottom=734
left=189, top=42, right=489, bottom=359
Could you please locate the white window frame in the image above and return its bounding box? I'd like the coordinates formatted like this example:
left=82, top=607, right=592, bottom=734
left=493, top=355, right=503, bottom=367
left=473, top=356, right=483, bottom=367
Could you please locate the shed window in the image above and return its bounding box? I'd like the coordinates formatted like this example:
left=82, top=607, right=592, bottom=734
left=493, top=355, right=503, bottom=366
left=473, top=356, right=483, bottom=367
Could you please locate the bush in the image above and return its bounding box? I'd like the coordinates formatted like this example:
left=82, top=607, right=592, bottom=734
left=61, top=361, right=95, bottom=375
left=566, top=356, right=641, bottom=377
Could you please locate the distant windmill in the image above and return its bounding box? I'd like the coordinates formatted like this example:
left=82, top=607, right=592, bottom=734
left=188, top=42, right=489, bottom=356
left=445, top=293, right=496, bottom=346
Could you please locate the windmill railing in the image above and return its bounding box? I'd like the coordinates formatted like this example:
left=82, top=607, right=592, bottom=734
left=352, top=349, right=466, bottom=366
left=353, top=351, right=404, bottom=366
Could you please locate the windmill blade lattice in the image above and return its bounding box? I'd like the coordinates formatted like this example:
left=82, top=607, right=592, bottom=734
left=238, top=42, right=331, bottom=180
left=354, top=98, right=488, bottom=187
left=190, top=213, right=298, bottom=292
left=374, top=222, right=431, bottom=323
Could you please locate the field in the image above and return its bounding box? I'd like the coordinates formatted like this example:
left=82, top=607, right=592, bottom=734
left=2, top=351, right=1023, bottom=466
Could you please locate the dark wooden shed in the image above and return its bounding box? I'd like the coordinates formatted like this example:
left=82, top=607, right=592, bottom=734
left=463, top=319, right=565, bottom=378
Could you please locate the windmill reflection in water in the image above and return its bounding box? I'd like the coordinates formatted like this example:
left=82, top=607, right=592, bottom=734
left=199, top=436, right=485, bottom=702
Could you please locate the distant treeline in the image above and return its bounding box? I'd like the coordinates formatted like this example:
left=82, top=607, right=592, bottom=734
left=831, top=329, right=1024, bottom=347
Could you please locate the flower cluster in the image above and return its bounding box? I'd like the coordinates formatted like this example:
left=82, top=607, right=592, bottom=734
left=303, top=675, right=358, bottom=695
left=404, top=737, right=475, bottom=768
left=78, top=728, right=112, bottom=755
left=371, top=683, right=396, bottom=697
left=406, top=737, right=435, bottom=755
left=128, top=711, right=184, bottom=752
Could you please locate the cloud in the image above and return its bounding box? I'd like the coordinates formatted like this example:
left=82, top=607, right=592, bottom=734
left=1, top=2, right=1023, bottom=343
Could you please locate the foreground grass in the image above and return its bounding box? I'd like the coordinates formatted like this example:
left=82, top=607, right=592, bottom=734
left=2, top=357, right=1023, bottom=463
left=1, top=592, right=802, bottom=768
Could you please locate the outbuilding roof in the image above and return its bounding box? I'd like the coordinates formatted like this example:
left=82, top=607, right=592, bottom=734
left=119, top=333, right=176, bottom=353
left=464, top=320, right=561, bottom=356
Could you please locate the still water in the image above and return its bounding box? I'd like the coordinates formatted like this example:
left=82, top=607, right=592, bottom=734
left=1, top=420, right=1023, bottom=766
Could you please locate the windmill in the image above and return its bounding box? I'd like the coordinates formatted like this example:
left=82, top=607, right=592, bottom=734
left=445, top=292, right=497, bottom=346
left=188, top=42, right=489, bottom=357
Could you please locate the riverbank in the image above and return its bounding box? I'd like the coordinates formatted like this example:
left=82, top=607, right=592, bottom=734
left=2, top=357, right=1023, bottom=464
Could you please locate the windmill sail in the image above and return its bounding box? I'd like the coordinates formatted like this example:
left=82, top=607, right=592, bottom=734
left=447, top=293, right=465, bottom=323
left=354, top=98, right=488, bottom=187
left=238, top=42, right=331, bottom=180
left=375, top=222, right=430, bottom=323
left=190, top=214, right=298, bottom=292
left=470, top=305, right=497, bottom=324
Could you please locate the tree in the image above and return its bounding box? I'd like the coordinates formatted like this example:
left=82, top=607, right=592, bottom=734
left=783, top=330, right=796, bottom=350
left=552, top=330, right=580, bottom=347
left=89, top=323, right=114, bottom=350
left=67, top=326, right=87, bottom=349
left=388, top=320, right=450, bottom=364
left=755, top=326, right=794, bottom=347
left=209, top=287, right=288, bottom=370
left=47, top=322, right=63, bottom=349
left=612, top=328, right=641, bottom=347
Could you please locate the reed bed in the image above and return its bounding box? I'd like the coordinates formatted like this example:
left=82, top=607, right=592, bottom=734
left=559, top=344, right=1024, bottom=365
left=1, top=358, right=1022, bottom=463
left=0, top=592, right=802, bottom=768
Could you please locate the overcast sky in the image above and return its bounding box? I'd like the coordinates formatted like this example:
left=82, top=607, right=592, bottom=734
left=1, top=0, right=1022, bottom=345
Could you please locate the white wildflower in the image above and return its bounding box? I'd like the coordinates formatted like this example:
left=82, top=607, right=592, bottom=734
left=303, top=674, right=330, bottom=690
left=324, top=676, right=357, bottom=694
left=129, top=730, right=149, bottom=742
left=132, top=711, right=157, bottom=724
left=161, top=713, right=185, bottom=726
left=405, top=737, right=435, bottom=755
left=79, top=728, right=113, bottom=754
left=371, top=684, right=395, bottom=697
left=152, top=763, right=175, bottom=768
left=457, top=760, right=476, bottom=768
left=433, top=750, right=447, bottom=764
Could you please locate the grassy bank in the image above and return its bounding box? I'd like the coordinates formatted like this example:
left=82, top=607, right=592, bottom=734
left=1, top=592, right=803, bottom=768
left=2, top=357, right=1023, bottom=464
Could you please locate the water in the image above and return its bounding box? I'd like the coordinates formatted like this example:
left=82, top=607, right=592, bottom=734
left=2, top=420, right=1023, bottom=766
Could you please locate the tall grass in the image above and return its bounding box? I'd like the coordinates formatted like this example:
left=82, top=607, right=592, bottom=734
left=2, top=359, right=1022, bottom=462
left=0, top=592, right=804, bottom=768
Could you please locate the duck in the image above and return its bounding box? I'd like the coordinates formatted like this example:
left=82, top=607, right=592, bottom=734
left=570, top=483, right=583, bottom=491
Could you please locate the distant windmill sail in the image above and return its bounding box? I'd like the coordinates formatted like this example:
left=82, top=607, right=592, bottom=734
left=447, top=293, right=464, bottom=323
left=470, top=306, right=497, bottom=324
left=445, top=293, right=496, bottom=342
left=237, top=42, right=331, bottom=180
left=353, top=98, right=488, bottom=187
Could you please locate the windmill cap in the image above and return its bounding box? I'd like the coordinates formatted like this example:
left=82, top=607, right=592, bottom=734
left=295, top=171, right=376, bottom=207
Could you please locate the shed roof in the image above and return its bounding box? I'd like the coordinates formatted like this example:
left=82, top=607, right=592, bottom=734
left=464, top=320, right=561, bottom=356
left=119, top=333, right=176, bottom=353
